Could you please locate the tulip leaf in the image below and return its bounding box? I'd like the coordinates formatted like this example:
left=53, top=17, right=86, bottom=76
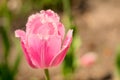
left=63, top=47, right=75, bottom=74
left=12, top=53, right=22, bottom=76
left=0, top=64, right=13, bottom=80
left=116, top=46, right=120, bottom=74
left=0, top=26, right=10, bottom=61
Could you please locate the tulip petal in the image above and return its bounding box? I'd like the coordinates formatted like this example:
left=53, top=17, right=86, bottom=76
left=26, top=14, right=55, bottom=36
left=44, top=35, right=62, bottom=66
left=36, top=23, right=55, bottom=35
left=26, top=13, right=42, bottom=34
left=57, top=23, right=65, bottom=40
left=40, top=9, right=60, bottom=23
left=50, top=29, right=73, bottom=66
left=15, top=30, right=36, bottom=67
left=27, top=34, right=49, bottom=68
left=15, top=30, right=25, bottom=40
left=21, top=41, right=36, bottom=68
left=26, top=10, right=59, bottom=35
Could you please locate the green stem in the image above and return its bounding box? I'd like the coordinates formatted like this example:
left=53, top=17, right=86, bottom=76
left=44, top=69, right=50, bottom=80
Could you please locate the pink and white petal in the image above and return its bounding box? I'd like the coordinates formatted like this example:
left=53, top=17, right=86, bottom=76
left=27, top=22, right=55, bottom=36
left=50, top=29, right=73, bottom=66
left=57, top=23, right=65, bottom=39
left=27, top=34, right=48, bottom=68
left=15, top=29, right=26, bottom=40
left=26, top=10, right=60, bottom=34
left=49, top=45, right=69, bottom=66
left=44, top=35, right=62, bottom=66
left=15, top=30, right=35, bottom=67
left=21, top=41, right=36, bottom=68
left=26, top=13, right=42, bottom=34
left=40, top=10, right=60, bottom=23
left=36, top=23, right=55, bottom=35
left=62, top=29, right=73, bottom=47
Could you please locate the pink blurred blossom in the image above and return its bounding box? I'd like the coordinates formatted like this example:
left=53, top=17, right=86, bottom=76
left=15, top=10, right=73, bottom=68
left=80, top=52, right=97, bottom=67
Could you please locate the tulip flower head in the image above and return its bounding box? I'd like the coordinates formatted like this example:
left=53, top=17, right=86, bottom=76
left=80, top=52, right=97, bottom=67
left=15, top=10, right=73, bottom=68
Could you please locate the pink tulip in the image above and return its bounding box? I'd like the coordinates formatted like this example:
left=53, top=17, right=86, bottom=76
left=80, top=52, right=97, bottom=67
left=15, top=10, right=73, bottom=68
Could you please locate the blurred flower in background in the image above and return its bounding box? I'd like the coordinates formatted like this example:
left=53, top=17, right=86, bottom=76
left=80, top=52, right=97, bottom=68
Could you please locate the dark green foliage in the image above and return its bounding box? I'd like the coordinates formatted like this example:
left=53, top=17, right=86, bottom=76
left=0, top=27, right=10, bottom=60
left=116, top=46, right=120, bottom=74
left=62, top=0, right=77, bottom=77
left=0, top=2, right=21, bottom=79
left=12, top=53, right=22, bottom=76
left=63, top=45, right=75, bottom=75
left=0, top=64, right=14, bottom=80
left=0, top=26, right=21, bottom=80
